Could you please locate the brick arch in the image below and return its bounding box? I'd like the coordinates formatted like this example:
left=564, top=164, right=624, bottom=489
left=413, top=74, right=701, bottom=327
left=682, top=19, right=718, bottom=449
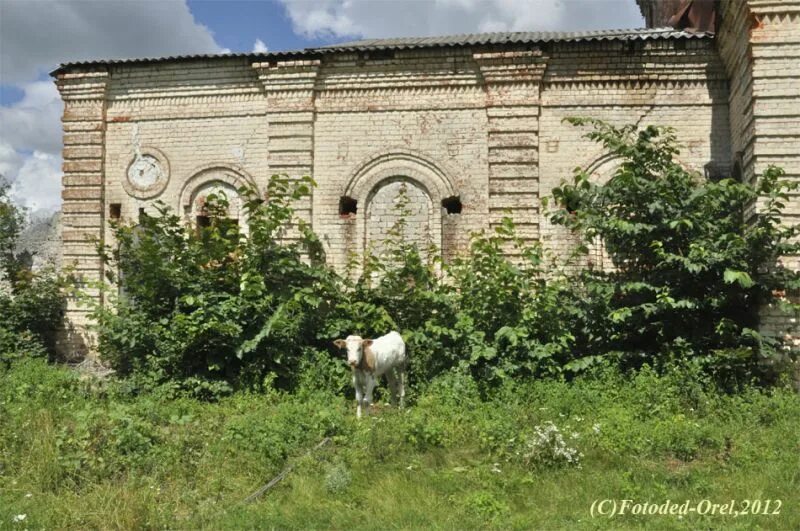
left=583, top=153, right=621, bottom=182
left=344, top=150, right=457, bottom=201
left=365, top=176, right=437, bottom=259
left=342, top=151, right=458, bottom=258
left=577, top=153, right=621, bottom=271
left=179, top=165, right=256, bottom=229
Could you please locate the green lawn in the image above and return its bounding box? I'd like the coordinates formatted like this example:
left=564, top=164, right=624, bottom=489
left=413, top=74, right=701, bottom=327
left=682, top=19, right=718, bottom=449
left=1, top=359, right=798, bottom=530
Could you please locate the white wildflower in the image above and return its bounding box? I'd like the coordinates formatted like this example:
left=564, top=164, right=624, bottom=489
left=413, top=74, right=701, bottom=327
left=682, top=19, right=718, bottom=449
left=523, top=421, right=582, bottom=468
left=592, top=423, right=601, bottom=434
left=13, top=514, right=26, bottom=523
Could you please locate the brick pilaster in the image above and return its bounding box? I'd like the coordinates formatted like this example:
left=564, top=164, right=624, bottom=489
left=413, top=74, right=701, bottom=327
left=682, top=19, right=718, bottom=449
left=475, top=50, right=548, bottom=246
left=54, top=68, right=109, bottom=358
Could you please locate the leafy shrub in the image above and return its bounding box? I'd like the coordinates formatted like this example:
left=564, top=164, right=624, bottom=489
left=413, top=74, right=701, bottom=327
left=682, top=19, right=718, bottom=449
left=550, top=118, right=800, bottom=383
left=93, top=175, right=335, bottom=393
left=0, top=178, right=65, bottom=365
left=460, top=490, right=510, bottom=521
left=91, top=121, right=800, bottom=394
left=324, top=462, right=352, bottom=494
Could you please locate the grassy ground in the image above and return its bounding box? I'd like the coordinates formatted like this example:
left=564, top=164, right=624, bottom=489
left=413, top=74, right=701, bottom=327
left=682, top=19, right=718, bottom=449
left=1, top=359, right=798, bottom=530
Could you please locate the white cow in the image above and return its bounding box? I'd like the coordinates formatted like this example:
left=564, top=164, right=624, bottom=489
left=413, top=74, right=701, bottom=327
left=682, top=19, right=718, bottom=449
left=334, top=331, right=407, bottom=418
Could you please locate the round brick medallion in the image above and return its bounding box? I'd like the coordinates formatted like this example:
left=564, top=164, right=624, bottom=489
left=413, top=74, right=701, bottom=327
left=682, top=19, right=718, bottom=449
left=124, top=149, right=169, bottom=199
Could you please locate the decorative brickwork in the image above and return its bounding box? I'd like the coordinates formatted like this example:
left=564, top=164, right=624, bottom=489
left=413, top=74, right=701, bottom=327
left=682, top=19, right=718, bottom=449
left=54, top=69, right=109, bottom=357
left=716, top=0, right=800, bottom=383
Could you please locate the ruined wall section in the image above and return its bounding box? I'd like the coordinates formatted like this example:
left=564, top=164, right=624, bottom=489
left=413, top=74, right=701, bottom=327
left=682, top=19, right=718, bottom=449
left=103, top=58, right=269, bottom=232
left=311, top=48, right=490, bottom=271
left=718, top=0, right=800, bottom=365
left=254, top=59, right=319, bottom=237
left=716, top=0, right=759, bottom=186
left=54, top=68, right=110, bottom=357
left=718, top=0, right=800, bottom=218
left=537, top=37, right=730, bottom=267
left=475, top=50, right=546, bottom=249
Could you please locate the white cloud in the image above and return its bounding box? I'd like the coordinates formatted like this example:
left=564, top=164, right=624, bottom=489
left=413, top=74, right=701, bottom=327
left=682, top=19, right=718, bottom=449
left=0, top=81, right=63, bottom=155
left=0, top=0, right=227, bottom=215
left=0, top=0, right=224, bottom=84
left=9, top=151, right=62, bottom=214
left=279, top=0, right=643, bottom=39
left=253, top=39, right=269, bottom=53
left=0, top=81, right=63, bottom=214
left=0, top=141, right=23, bottom=179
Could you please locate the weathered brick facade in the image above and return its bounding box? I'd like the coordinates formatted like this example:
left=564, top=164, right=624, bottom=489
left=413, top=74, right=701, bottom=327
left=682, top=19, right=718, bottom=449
left=52, top=3, right=800, bottom=360
left=715, top=0, right=800, bottom=357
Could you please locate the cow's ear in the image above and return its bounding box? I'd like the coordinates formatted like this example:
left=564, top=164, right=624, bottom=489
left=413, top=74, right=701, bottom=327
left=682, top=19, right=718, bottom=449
left=333, top=339, right=346, bottom=349
left=363, top=339, right=374, bottom=348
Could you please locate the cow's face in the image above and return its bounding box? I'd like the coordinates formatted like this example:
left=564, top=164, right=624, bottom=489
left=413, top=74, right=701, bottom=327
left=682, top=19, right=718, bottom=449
left=334, top=335, right=372, bottom=368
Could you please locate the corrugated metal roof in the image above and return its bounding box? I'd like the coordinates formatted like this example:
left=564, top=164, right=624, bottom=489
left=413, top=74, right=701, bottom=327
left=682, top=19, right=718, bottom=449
left=50, top=52, right=282, bottom=76
left=50, top=27, right=712, bottom=76
left=316, top=27, right=712, bottom=51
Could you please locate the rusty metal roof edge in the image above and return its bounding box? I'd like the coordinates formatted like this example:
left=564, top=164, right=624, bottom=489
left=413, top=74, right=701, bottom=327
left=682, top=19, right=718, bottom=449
left=49, top=27, right=713, bottom=77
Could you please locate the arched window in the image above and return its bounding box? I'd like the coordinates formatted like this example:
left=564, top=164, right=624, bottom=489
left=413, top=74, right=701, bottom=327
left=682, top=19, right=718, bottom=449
left=342, top=150, right=458, bottom=264
left=365, top=177, right=434, bottom=259
left=179, top=166, right=253, bottom=235
left=578, top=154, right=620, bottom=271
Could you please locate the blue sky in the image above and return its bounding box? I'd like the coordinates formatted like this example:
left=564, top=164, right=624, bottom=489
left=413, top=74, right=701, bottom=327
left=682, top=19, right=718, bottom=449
left=187, top=0, right=340, bottom=55
left=0, top=0, right=643, bottom=213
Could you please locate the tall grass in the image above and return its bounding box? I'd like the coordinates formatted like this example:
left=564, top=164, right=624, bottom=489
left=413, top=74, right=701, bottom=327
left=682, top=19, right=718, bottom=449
left=1, top=359, right=798, bottom=529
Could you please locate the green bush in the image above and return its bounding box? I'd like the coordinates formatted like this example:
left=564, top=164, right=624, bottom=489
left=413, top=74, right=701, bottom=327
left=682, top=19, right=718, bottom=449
left=0, top=178, right=66, bottom=364
left=550, top=118, right=800, bottom=382
left=91, top=121, right=800, bottom=394
left=93, top=175, right=335, bottom=395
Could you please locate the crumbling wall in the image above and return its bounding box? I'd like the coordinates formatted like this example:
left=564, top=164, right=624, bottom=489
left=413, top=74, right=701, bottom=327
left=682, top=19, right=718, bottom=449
left=538, top=36, right=729, bottom=266
left=717, top=0, right=800, bottom=381
left=55, top=32, right=736, bottom=358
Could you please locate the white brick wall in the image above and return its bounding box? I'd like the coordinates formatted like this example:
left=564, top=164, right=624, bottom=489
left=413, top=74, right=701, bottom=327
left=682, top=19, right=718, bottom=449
left=58, top=32, right=792, bottom=359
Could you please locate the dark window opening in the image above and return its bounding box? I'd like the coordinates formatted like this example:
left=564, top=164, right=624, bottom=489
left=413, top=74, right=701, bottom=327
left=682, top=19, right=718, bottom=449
left=442, top=196, right=463, bottom=215
left=196, top=215, right=211, bottom=228
left=109, top=203, right=121, bottom=219
left=732, top=152, right=744, bottom=183
left=138, top=207, right=148, bottom=222
left=339, top=196, right=358, bottom=216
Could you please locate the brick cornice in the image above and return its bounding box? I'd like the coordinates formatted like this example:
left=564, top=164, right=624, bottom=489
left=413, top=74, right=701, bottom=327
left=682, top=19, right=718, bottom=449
left=54, top=69, right=109, bottom=101
left=473, top=49, right=549, bottom=85
left=252, top=59, right=321, bottom=94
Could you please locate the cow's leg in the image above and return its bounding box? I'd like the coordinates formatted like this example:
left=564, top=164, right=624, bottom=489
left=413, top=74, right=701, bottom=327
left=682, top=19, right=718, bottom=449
left=364, top=375, right=376, bottom=416
left=386, top=370, right=400, bottom=406
left=398, top=368, right=406, bottom=409
left=353, top=373, right=363, bottom=419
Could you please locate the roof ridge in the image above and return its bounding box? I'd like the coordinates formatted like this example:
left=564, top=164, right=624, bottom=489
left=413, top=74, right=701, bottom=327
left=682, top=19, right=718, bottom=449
left=51, top=27, right=713, bottom=77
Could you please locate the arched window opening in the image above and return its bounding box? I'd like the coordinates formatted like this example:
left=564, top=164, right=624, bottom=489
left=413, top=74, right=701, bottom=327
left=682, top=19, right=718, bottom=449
left=366, top=178, right=434, bottom=260
left=186, top=181, right=247, bottom=237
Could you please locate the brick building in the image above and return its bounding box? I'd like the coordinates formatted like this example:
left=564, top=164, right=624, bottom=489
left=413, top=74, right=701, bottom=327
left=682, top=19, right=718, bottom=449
left=52, top=0, right=800, bottom=357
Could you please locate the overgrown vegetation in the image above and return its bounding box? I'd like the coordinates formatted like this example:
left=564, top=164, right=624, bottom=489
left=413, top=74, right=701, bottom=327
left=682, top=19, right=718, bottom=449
left=0, top=178, right=65, bottom=365
left=550, top=118, right=800, bottom=384
left=1, top=358, right=798, bottom=529
left=88, top=120, right=799, bottom=397
left=3, top=120, right=800, bottom=528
